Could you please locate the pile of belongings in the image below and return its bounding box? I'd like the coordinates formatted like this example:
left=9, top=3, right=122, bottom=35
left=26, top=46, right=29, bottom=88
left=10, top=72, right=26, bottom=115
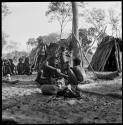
left=41, top=78, right=81, bottom=99
left=2, top=74, right=20, bottom=84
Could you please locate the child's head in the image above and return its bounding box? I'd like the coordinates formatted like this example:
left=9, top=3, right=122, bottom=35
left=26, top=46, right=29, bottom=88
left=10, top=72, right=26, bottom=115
left=7, top=74, right=11, bottom=80
left=73, top=58, right=81, bottom=66
left=24, top=57, right=29, bottom=63
left=19, top=57, right=23, bottom=63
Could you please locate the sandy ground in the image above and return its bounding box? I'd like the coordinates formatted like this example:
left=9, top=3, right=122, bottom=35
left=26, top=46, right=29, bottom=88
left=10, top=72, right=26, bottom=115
left=2, top=72, right=122, bottom=124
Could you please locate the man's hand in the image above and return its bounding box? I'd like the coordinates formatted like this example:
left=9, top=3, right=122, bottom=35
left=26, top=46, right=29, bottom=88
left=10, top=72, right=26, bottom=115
left=56, top=68, right=61, bottom=73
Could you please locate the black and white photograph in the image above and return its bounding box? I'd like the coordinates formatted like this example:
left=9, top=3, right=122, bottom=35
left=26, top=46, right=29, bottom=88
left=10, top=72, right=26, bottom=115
left=2, top=1, right=122, bottom=124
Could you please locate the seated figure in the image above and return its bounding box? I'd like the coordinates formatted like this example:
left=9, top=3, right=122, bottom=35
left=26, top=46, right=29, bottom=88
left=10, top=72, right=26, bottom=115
left=17, top=58, right=24, bottom=75
left=4, top=59, right=12, bottom=76
left=64, top=61, right=78, bottom=85
left=35, top=60, right=68, bottom=85
left=9, top=59, right=15, bottom=75
left=72, top=58, right=87, bottom=82
left=23, top=57, right=32, bottom=75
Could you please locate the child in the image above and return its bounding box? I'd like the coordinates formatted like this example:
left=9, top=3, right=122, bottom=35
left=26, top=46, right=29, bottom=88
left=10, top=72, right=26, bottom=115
left=64, top=61, right=78, bottom=85
left=72, top=58, right=87, bottom=82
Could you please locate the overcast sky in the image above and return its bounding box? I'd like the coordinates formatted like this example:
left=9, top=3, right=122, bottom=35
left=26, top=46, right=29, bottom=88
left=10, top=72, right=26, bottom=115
left=2, top=2, right=121, bottom=54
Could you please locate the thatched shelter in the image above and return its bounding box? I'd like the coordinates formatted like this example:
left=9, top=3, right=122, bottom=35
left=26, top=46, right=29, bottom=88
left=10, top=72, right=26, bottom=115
left=88, top=36, right=122, bottom=72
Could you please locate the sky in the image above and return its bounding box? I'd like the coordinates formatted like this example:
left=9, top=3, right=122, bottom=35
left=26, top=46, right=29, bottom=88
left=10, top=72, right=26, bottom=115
left=2, top=2, right=122, bottom=54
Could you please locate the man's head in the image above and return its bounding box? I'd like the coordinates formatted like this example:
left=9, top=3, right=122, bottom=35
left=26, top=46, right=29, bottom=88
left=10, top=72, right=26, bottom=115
left=61, top=46, right=65, bottom=52
left=4, top=59, right=7, bottom=64
left=73, top=58, right=81, bottom=66
left=5, top=59, right=10, bottom=65
left=9, top=59, right=13, bottom=63
left=65, top=61, right=70, bottom=69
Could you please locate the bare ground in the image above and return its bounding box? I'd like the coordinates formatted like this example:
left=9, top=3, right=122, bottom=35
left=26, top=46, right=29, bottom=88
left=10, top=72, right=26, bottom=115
left=2, top=72, right=122, bottom=124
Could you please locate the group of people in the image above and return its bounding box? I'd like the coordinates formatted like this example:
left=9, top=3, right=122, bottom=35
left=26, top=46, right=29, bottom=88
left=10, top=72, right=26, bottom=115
left=2, top=43, right=87, bottom=88
left=2, top=57, right=32, bottom=76
left=2, top=42, right=87, bottom=98
left=35, top=45, right=87, bottom=87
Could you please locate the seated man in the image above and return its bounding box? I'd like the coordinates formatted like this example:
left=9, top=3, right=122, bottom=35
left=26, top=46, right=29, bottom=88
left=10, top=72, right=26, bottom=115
left=2, top=59, right=5, bottom=76
left=9, top=59, right=15, bottom=75
left=4, top=59, right=12, bottom=76
left=35, top=60, right=68, bottom=85
left=59, top=46, right=67, bottom=74
left=23, top=57, right=32, bottom=75
left=72, top=58, right=87, bottom=83
left=17, top=58, right=24, bottom=75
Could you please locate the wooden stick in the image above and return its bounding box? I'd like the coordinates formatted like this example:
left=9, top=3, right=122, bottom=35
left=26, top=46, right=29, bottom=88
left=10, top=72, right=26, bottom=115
left=114, top=40, right=120, bottom=71
left=117, top=42, right=122, bottom=72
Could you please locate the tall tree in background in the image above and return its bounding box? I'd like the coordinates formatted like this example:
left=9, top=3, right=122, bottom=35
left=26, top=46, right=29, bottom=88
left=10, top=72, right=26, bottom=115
left=72, top=2, right=79, bottom=40
left=46, top=2, right=86, bottom=66
left=46, top=2, right=84, bottom=66
left=72, top=2, right=83, bottom=66
left=46, top=2, right=72, bottom=39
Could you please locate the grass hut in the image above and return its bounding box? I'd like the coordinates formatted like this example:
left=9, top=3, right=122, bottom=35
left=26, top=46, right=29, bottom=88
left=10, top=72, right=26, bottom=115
left=88, top=36, right=122, bottom=72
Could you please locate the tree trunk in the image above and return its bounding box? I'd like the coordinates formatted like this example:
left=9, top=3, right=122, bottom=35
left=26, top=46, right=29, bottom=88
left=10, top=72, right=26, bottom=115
left=72, top=2, right=82, bottom=66
left=60, top=25, right=63, bottom=39
left=72, top=2, right=79, bottom=40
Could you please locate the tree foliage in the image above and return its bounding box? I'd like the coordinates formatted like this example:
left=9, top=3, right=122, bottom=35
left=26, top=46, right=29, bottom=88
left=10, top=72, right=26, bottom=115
left=2, top=3, right=11, bottom=48
left=26, top=33, right=59, bottom=53
left=88, top=27, right=97, bottom=38
left=26, top=38, right=38, bottom=47
left=2, top=32, right=9, bottom=47
left=84, top=8, right=107, bottom=44
left=42, top=33, right=59, bottom=44
left=5, top=41, right=18, bottom=53
left=3, top=50, right=28, bottom=62
left=46, top=2, right=86, bottom=39
left=46, top=2, right=72, bottom=39
left=79, top=28, right=91, bottom=51
left=108, top=8, right=121, bottom=37
left=2, top=3, right=11, bottom=18
left=85, top=8, right=106, bottom=32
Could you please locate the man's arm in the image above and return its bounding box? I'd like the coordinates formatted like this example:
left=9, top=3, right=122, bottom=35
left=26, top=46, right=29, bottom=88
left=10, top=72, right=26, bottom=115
left=45, top=62, right=68, bottom=79
left=45, top=62, right=57, bottom=72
